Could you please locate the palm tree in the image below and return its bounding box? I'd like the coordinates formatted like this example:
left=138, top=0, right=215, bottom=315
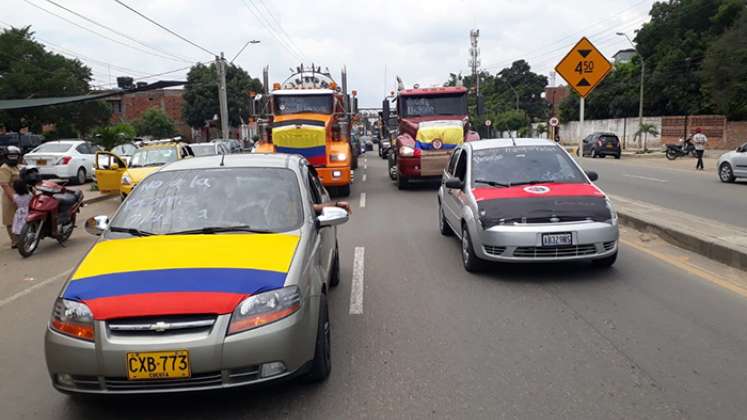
left=635, top=123, right=659, bottom=151
left=536, top=123, right=548, bottom=139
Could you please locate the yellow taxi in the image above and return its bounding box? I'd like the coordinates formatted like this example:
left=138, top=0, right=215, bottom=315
left=95, top=141, right=194, bottom=199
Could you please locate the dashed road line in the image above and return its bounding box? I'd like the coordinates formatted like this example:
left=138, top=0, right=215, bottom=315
left=362, top=174, right=367, bottom=182
left=623, top=174, right=669, bottom=183
left=359, top=192, right=366, bottom=208
left=0, top=269, right=73, bottom=309
left=349, top=247, right=365, bottom=314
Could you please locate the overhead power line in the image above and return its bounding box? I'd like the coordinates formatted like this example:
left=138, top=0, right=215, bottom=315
left=239, top=0, right=303, bottom=62
left=41, top=0, right=195, bottom=63
left=254, top=0, right=305, bottom=59
left=23, top=0, right=193, bottom=64
left=113, top=0, right=217, bottom=57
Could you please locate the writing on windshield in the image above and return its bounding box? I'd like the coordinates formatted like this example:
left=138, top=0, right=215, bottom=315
left=472, top=146, right=585, bottom=186
left=274, top=94, right=333, bottom=115
left=401, top=94, right=467, bottom=117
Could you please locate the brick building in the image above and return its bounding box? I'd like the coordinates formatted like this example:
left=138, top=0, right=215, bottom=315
left=106, top=88, right=191, bottom=140
left=544, top=86, right=569, bottom=117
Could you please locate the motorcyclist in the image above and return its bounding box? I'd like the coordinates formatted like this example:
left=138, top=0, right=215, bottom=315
left=0, top=146, right=23, bottom=248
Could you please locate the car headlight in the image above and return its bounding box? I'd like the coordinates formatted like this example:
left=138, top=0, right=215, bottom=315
left=606, top=198, right=618, bottom=225
left=227, top=286, right=302, bottom=335
left=50, top=298, right=95, bottom=341
left=121, top=174, right=132, bottom=186
left=399, top=146, right=415, bottom=157
left=330, top=153, right=347, bottom=162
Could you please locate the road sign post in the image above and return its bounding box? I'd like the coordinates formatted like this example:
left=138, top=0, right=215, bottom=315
left=554, top=37, right=612, bottom=157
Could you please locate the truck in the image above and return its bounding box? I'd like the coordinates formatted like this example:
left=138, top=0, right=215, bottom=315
left=254, top=65, right=355, bottom=197
left=383, top=86, right=478, bottom=189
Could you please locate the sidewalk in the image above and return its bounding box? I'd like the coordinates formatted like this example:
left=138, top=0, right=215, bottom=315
left=612, top=194, right=747, bottom=271
left=66, top=183, right=118, bottom=205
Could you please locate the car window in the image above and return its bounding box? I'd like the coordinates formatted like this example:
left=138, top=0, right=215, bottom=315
left=77, top=143, right=93, bottom=154
left=447, top=149, right=460, bottom=174
left=128, top=148, right=178, bottom=168
left=472, top=145, right=586, bottom=186
left=454, top=150, right=467, bottom=181
left=111, top=168, right=303, bottom=234
left=191, top=144, right=219, bottom=157
left=307, top=169, right=323, bottom=205
left=33, top=143, right=72, bottom=153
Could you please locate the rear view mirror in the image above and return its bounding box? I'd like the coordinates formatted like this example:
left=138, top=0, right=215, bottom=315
left=586, top=171, right=599, bottom=182
left=317, top=206, right=349, bottom=228
left=444, top=176, right=464, bottom=190
left=85, top=215, right=110, bottom=236
left=382, top=100, right=390, bottom=121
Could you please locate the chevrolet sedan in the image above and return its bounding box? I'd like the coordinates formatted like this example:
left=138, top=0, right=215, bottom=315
left=438, top=139, right=618, bottom=272
left=45, top=153, right=348, bottom=394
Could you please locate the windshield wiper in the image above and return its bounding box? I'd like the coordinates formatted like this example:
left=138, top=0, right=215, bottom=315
left=109, top=226, right=154, bottom=237
left=474, top=179, right=509, bottom=188
left=509, top=180, right=558, bottom=187
left=167, top=225, right=274, bottom=235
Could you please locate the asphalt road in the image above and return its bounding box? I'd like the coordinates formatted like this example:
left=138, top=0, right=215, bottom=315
left=578, top=156, right=747, bottom=228
left=1, top=154, right=746, bottom=419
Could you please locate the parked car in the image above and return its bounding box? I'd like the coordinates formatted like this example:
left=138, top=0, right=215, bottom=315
left=0, top=132, right=44, bottom=161
left=191, top=142, right=230, bottom=157
left=717, top=142, right=747, bottom=183
left=582, top=132, right=621, bottom=159
left=438, top=138, right=618, bottom=272
left=23, top=140, right=96, bottom=185
left=45, top=153, right=348, bottom=394
left=211, top=138, right=241, bottom=154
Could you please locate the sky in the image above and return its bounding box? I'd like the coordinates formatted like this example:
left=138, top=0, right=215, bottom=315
left=1, top=0, right=654, bottom=107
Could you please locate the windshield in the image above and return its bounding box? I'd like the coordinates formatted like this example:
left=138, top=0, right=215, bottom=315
left=191, top=144, right=219, bottom=157
left=111, top=144, right=137, bottom=156
left=400, top=94, right=467, bottom=117
left=32, top=143, right=72, bottom=153
left=274, top=94, right=333, bottom=115
left=129, top=148, right=178, bottom=168
left=110, top=168, right=303, bottom=235
left=472, top=146, right=586, bottom=186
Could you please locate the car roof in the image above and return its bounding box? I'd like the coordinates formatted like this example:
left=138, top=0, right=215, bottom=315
left=141, top=142, right=182, bottom=150
left=161, top=153, right=303, bottom=172
left=466, top=138, right=559, bottom=151
left=40, top=139, right=84, bottom=145
left=190, top=142, right=218, bottom=146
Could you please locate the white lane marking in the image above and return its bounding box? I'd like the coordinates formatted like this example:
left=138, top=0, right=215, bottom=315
left=0, top=269, right=73, bottom=309
left=623, top=174, right=669, bottom=183
left=359, top=192, right=366, bottom=208
left=362, top=174, right=367, bottom=182
left=363, top=161, right=367, bottom=169
left=349, top=247, right=365, bottom=315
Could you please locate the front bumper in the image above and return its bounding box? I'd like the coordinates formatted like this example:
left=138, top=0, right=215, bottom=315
left=317, top=167, right=351, bottom=187
left=473, top=221, right=619, bottom=262
left=45, top=302, right=317, bottom=394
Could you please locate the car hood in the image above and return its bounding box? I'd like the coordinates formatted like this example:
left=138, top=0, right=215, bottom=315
left=473, top=183, right=612, bottom=227
left=124, top=167, right=160, bottom=183
left=62, top=234, right=300, bottom=320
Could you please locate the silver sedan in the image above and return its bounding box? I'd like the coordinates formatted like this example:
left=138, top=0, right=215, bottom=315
left=717, top=142, right=747, bottom=183
left=45, top=153, right=348, bottom=394
left=437, top=139, right=619, bottom=272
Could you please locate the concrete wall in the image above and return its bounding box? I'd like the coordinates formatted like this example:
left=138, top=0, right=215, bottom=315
left=557, top=117, right=663, bottom=148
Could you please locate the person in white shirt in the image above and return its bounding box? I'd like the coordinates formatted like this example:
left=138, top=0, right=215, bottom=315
left=692, top=128, right=708, bottom=171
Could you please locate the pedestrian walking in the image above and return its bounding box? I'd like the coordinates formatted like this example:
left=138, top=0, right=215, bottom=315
left=11, top=178, right=31, bottom=245
left=0, top=146, right=22, bottom=248
left=692, top=128, right=708, bottom=171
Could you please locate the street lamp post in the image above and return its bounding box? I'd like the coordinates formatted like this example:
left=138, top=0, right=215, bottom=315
left=617, top=32, right=646, bottom=151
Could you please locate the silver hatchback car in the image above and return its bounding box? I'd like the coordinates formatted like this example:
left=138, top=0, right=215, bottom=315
left=45, top=154, right=348, bottom=394
left=717, top=142, right=747, bottom=183
left=437, top=139, right=619, bottom=272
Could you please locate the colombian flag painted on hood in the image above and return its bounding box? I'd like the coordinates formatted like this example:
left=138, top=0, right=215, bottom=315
left=62, top=234, right=299, bottom=320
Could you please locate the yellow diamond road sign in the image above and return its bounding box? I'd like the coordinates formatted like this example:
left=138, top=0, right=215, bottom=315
left=555, top=37, right=612, bottom=98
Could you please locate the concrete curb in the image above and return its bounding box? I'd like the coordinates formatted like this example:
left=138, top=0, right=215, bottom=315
left=614, top=197, right=747, bottom=271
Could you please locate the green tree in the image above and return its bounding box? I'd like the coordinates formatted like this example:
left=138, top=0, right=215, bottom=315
left=93, top=123, right=136, bottom=150
left=702, top=9, right=747, bottom=119
left=0, top=26, right=110, bottom=134
left=182, top=63, right=263, bottom=128
left=495, top=110, right=529, bottom=132
left=133, top=108, right=176, bottom=138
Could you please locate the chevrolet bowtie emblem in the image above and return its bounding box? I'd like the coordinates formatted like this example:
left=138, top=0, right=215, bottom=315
left=150, top=321, right=171, bottom=332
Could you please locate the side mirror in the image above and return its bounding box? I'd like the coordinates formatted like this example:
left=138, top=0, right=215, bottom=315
left=317, top=206, right=349, bottom=228
left=85, top=215, right=110, bottom=236
left=382, top=99, right=390, bottom=121
left=586, top=171, right=599, bottom=182
left=444, top=176, right=464, bottom=190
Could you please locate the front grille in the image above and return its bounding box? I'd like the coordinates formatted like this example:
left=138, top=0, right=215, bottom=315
left=227, top=366, right=261, bottom=384
left=104, top=371, right=224, bottom=391
left=107, top=314, right=217, bottom=337
left=483, top=245, right=506, bottom=256
left=513, top=244, right=598, bottom=258
left=603, top=241, right=616, bottom=251
left=69, top=375, right=101, bottom=390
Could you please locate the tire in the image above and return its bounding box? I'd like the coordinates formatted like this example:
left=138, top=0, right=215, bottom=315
left=351, top=156, right=358, bottom=170
left=18, top=220, right=42, bottom=258
left=72, top=167, right=86, bottom=185
left=329, top=244, right=341, bottom=288
left=438, top=203, right=453, bottom=236
left=592, top=251, right=618, bottom=268
left=665, top=148, right=677, bottom=161
left=461, top=225, right=485, bottom=273
left=614, top=153, right=621, bottom=160
left=719, top=162, right=735, bottom=183
left=590, top=148, right=597, bottom=158
left=336, top=184, right=351, bottom=198
left=397, top=175, right=408, bottom=190
left=304, top=294, right=331, bottom=383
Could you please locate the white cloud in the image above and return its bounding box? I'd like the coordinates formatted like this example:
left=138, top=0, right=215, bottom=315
left=3, top=0, right=652, bottom=107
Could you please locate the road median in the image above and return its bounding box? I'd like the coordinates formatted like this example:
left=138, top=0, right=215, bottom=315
left=611, top=194, right=747, bottom=271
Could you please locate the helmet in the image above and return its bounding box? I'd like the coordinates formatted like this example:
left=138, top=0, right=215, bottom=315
left=694, top=127, right=702, bottom=134
left=4, top=145, right=21, bottom=166
left=5, top=145, right=21, bottom=156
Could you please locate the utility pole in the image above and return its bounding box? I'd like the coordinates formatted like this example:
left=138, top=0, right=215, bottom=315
left=617, top=32, right=646, bottom=151
left=216, top=52, right=230, bottom=139
left=469, top=29, right=480, bottom=97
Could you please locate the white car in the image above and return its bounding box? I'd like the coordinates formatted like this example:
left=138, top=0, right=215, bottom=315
left=190, top=142, right=230, bottom=157
left=24, top=140, right=96, bottom=185
left=717, top=142, right=747, bottom=183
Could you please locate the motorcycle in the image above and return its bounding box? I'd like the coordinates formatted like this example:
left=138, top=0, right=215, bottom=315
left=18, top=179, right=84, bottom=258
left=666, top=137, right=696, bottom=160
